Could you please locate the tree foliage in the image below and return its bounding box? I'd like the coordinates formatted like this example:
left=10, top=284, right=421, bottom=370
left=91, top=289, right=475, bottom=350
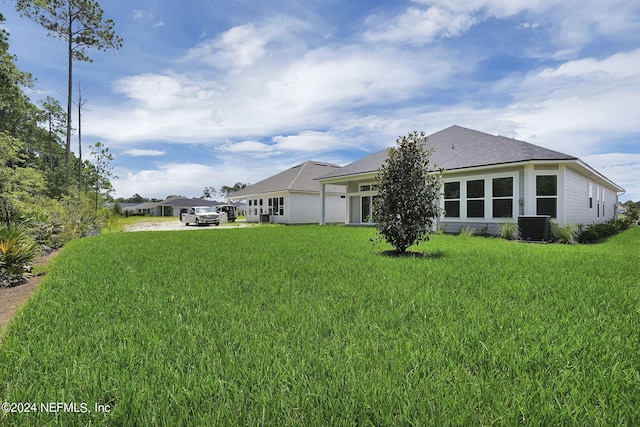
left=87, top=141, right=115, bottom=210
left=221, top=182, right=249, bottom=197
left=373, top=131, right=443, bottom=254
left=0, top=12, right=117, bottom=285
left=15, top=0, right=122, bottom=176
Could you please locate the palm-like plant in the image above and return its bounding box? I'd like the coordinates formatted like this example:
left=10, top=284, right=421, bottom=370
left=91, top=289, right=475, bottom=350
left=0, top=226, right=40, bottom=286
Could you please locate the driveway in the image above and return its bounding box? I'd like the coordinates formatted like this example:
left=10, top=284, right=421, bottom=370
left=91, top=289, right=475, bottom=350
left=123, top=220, right=252, bottom=232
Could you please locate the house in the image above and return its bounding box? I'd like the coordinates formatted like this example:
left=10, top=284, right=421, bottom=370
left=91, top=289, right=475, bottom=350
left=316, top=125, right=624, bottom=233
left=227, top=161, right=346, bottom=224
left=114, top=197, right=227, bottom=217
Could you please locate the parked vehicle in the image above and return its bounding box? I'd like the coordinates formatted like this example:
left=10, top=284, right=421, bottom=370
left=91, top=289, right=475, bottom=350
left=216, top=205, right=237, bottom=222
left=179, top=207, right=220, bottom=226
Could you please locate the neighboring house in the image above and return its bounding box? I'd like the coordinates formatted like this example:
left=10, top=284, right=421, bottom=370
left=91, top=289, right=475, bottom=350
left=114, top=197, right=227, bottom=217
left=316, top=125, right=624, bottom=233
left=228, top=160, right=346, bottom=224
left=156, top=197, right=221, bottom=217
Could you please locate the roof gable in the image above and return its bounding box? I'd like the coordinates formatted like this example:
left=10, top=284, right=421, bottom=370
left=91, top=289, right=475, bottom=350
left=318, top=125, right=577, bottom=180
left=229, top=160, right=344, bottom=197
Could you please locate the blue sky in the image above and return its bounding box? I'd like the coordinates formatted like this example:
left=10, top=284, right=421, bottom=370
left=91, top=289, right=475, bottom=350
left=3, top=0, right=639, bottom=201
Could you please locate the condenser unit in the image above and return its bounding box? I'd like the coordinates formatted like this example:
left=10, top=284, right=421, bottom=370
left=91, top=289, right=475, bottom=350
left=518, top=215, right=551, bottom=241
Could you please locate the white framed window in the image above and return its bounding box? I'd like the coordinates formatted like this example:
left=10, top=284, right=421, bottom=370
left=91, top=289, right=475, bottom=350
left=441, top=172, right=517, bottom=220
left=466, top=179, right=485, bottom=218
left=444, top=181, right=460, bottom=218
left=268, top=197, right=285, bottom=215
left=536, top=175, right=557, bottom=218
left=492, top=176, right=514, bottom=218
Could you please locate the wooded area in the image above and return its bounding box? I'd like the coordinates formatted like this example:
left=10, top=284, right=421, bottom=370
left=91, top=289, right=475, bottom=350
left=0, top=6, right=117, bottom=287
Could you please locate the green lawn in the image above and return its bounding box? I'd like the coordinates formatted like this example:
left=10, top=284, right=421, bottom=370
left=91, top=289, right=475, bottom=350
left=1, top=226, right=639, bottom=425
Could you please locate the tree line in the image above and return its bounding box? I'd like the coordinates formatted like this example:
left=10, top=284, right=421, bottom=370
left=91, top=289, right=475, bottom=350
left=1, top=1, right=120, bottom=287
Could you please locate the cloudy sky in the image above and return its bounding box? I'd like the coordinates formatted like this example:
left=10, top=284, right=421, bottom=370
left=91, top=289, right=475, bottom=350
left=3, top=0, right=639, bottom=201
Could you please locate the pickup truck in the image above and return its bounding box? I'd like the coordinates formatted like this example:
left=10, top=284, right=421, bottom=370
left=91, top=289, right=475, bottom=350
left=179, top=207, right=220, bottom=226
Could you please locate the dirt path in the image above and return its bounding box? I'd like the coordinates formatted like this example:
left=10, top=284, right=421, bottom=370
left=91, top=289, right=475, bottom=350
left=0, top=250, right=61, bottom=339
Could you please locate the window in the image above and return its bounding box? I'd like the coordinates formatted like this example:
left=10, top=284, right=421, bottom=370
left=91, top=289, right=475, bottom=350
left=536, top=175, right=557, bottom=218
left=249, top=200, right=252, bottom=206
left=444, top=182, right=460, bottom=218
left=588, top=183, right=593, bottom=209
left=268, top=197, right=285, bottom=215
left=492, top=177, right=513, bottom=218
left=359, top=183, right=378, bottom=192
left=466, top=179, right=485, bottom=218
left=361, top=196, right=372, bottom=223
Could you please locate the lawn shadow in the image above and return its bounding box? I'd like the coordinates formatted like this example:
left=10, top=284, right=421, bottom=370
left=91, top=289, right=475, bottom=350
left=378, top=249, right=445, bottom=259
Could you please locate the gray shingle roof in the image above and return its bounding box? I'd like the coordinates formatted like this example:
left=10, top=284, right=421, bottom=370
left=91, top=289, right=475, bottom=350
left=229, top=160, right=345, bottom=198
left=317, top=125, right=577, bottom=180
left=158, top=197, right=220, bottom=208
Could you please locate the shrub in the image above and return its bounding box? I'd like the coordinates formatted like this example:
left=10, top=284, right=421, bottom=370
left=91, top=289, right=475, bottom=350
left=0, top=225, right=39, bottom=287
left=458, top=226, right=476, bottom=237
left=373, top=131, right=442, bottom=253
left=550, top=222, right=575, bottom=244
left=497, top=222, right=519, bottom=240
left=576, top=220, right=628, bottom=244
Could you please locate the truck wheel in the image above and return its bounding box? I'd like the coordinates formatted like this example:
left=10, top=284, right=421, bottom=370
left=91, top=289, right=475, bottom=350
left=195, top=218, right=200, bottom=226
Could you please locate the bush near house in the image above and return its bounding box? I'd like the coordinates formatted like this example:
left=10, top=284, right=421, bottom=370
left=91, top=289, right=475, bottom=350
left=576, top=219, right=633, bottom=244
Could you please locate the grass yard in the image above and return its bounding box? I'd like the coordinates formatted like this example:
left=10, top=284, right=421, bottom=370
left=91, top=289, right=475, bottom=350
left=1, top=226, right=638, bottom=425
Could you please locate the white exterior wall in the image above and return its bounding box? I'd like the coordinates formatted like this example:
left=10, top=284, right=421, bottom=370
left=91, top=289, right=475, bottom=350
left=564, top=167, right=618, bottom=226
left=244, top=191, right=345, bottom=224
left=244, top=194, right=270, bottom=223
left=289, top=192, right=345, bottom=224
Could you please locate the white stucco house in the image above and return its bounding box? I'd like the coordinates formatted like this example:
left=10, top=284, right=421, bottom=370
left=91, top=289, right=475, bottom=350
left=228, top=161, right=346, bottom=224
left=316, top=126, right=624, bottom=234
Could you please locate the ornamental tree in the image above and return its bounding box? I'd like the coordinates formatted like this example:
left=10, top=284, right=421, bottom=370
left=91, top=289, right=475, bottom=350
left=372, top=131, right=443, bottom=254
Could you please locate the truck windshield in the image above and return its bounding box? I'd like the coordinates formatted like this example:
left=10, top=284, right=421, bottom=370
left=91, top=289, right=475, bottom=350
left=194, top=207, right=213, bottom=213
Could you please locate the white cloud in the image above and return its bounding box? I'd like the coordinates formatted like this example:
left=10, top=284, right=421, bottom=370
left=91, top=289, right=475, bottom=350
left=124, top=149, right=166, bottom=157
left=582, top=153, right=640, bottom=201
left=272, top=131, right=346, bottom=153
left=364, top=5, right=477, bottom=45
left=493, top=49, right=640, bottom=155
left=517, top=21, right=541, bottom=30
left=182, top=17, right=310, bottom=70
left=218, top=140, right=273, bottom=154
left=77, top=3, right=640, bottom=202
left=133, top=10, right=153, bottom=20
left=112, top=158, right=317, bottom=200
left=89, top=24, right=454, bottom=148
left=363, top=0, right=640, bottom=54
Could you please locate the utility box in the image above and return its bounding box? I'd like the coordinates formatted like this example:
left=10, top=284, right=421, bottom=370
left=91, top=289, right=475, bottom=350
left=518, top=215, right=551, bottom=241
